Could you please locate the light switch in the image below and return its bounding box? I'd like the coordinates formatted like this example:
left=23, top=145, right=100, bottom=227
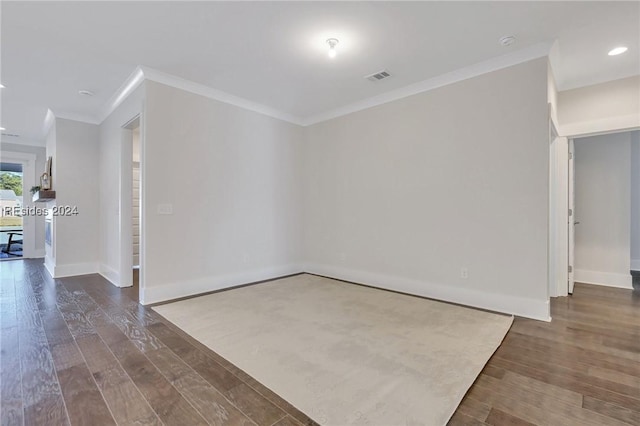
left=157, top=204, right=173, bottom=215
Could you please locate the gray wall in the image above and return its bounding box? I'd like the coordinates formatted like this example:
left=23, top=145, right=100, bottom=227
left=303, top=58, right=550, bottom=320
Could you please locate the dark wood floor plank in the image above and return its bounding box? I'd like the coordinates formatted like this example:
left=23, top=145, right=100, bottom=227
left=146, top=347, right=255, bottom=425
left=490, top=356, right=640, bottom=415
left=494, top=343, right=640, bottom=398
left=223, top=382, right=287, bottom=426
left=146, top=322, right=245, bottom=391
left=22, top=394, right=69, bottom=426
left=468, top=375, right=627, bottom=426
left=56, top=364, right=116, bottom=425
left=485, top=408, right=536, bottom=426
left=503, top=332, right=640, bottom=379
left=1, top=325, right=23, bottom=426
left=583, top=396, right=640, bottom=426
left=110, top=338, right=208, bottom=425
left=455, top=396, right=491, bottom=421
left=447, top=411, right=489, bottom=426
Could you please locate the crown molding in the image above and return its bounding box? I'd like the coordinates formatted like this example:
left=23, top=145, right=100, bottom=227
left=50, top=41, right=554, bottom=131
left=302, top=41, right=554, bottom=126
left=139, top=66, right=305, bottom=126
left=1, top=137, right=46, bottom=148
left=53, top=110, right=101, bottom=125
left=98, top=66, right=145, bottom=123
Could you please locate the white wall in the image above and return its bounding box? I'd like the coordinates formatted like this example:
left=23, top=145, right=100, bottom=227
left=303, top=58, right=550, bottom=320
left=98, top=85, right=145, bottom=286
left=558, top=76, right=640, bottom=137
left=44, top=121, right=57, bottom=274
left=141, top=81, right=304, bottom=303
left=630, top=131, right=640, bottom=270
left=0, top=142, right=47, bottom=258
left=574, top=132, right=632, bottom=288
left=50, top=118, right=100, bottom=277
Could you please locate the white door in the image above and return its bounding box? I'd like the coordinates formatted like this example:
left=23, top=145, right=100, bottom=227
left=568, top=139, right=576, bottom=294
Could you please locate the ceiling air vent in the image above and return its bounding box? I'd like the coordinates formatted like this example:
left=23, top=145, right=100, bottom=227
left=365, top=70, right=391, bottom=82
left=1, top=132, right=19, bottom=138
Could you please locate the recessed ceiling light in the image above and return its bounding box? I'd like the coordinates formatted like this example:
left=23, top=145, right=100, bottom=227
left=78, top=89, right=95, bottom=96
left=0, top=84, right=4, bottom=89
left=499, top=35, right=516, bottom=47
left=608, top=46, right=628, bottom=56
left=0, top=127, right=5, bottom=131
left=326, top=38, right=339, bottom=58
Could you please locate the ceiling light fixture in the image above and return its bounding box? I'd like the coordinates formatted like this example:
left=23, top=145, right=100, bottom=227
left=0, top=84, right=4, bottom=89
left=326, top=38, right=339, bottom=58
left=78, top=89, right=95, bottom=96
left=499, top=35, right=516, bottom=47
left=0, top=127, right=5, bottom=131
left=608, top=46, right=628, bottom=56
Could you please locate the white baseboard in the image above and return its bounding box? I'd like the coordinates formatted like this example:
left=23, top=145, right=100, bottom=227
left=630, top=259, right=640, bottom=271
left=44, top=256, right=55, bottom=278
left=140, top=264, right=304, bottom=305
left=27, top=249, right=45, bottom=259
left=99, top=263, right=121, bottom=287
left=574, top=269, right=633, bottom=289
left=53, top=262, right=99, bottom=278
left=303, top=263, right=551, bottom=322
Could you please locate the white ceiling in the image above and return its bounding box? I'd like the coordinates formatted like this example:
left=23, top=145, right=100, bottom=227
left=1, top=1, right=638, bottom=144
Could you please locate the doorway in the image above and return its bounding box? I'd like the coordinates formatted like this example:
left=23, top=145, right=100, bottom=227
left=569, top=130, right=636, bottom=290
left=132, top=124, right=141, bottom=281
left=0, top=162, right=24, bottom=259
left=121, top=115, right=142, bottom=293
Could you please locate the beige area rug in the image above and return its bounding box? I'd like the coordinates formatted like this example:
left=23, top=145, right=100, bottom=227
left=153, top=274, right=513, bottom=426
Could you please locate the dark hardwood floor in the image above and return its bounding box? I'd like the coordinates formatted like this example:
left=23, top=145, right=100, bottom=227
left=1, top=259, right=638, bottom=425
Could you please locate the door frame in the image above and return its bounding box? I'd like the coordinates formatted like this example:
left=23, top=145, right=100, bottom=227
left=119, top=114, right=143, bottom=291
left=551, top=126, right=639, bottom=297
left=0, top=151, right=37, bottom=258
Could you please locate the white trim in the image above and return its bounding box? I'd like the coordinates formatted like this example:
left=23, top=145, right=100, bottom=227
left=139, top=66, right=305, bottom=126
left=98, top=67, right=146, bottom=124
left=52, top=262, right=99, bottom=278
left=44, top=256, right=55, bottom=278
left=53, top=111, right=101, bottom=125
left=140, top=264, right=303, bottom=305
left=1, top=137, right=46, bottom=148
left=42, top=109, right=56, bottom=139
left=631, top=259, right=640, bottom=271
left=303, top=263, right=551, bottom=322
left=99, top=263, right=121, bottom=287
left=302, top=42, right=553, bottom=126
left=559, top=114, right=640, bottom=138
left=1, top=151, right=37, bottom=259
left=575, top=269, right=633, bottom=289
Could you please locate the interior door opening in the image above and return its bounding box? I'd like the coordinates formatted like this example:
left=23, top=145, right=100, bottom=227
left=0, top=162, right=24, bottom=260
left=132, top=125, right=141, bottom=272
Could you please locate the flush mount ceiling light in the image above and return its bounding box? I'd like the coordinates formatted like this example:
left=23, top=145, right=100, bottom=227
left=78, top=89, right=95, bottom=96
left=0, top=127, right=5, bottom=131
left=0, top=84, right=4, bottom=88
left=608, top=46, right=628, bottom=56
left=499, top=35, right=516, bottom=47
left=326, top=38, right=339, bottom=58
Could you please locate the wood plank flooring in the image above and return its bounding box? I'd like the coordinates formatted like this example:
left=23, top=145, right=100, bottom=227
left=1, top=259, right=638, bottom=425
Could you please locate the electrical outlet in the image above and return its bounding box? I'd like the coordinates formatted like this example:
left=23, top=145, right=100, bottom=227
left=460, top=267, right=469, bottom=279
